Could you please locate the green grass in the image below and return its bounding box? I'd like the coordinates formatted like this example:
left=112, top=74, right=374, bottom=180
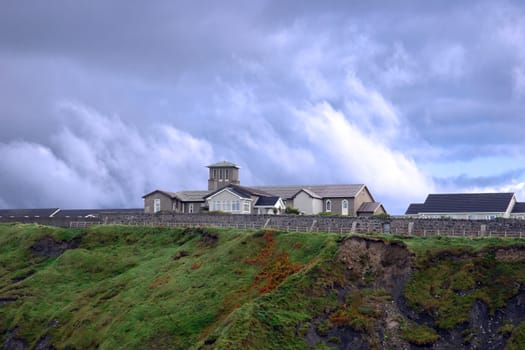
left=402, top=237, right=525, bottom=330
left=400, top=322, right=440, bottom=345
left=0, top=224, right=524, bottom=349
left=0, top=224, right=337, bottom=349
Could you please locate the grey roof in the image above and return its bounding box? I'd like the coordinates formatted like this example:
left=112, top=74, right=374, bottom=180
left=142, top=189, right=209, bottom=202
left=175, top=190, right=211, bottom=202
left=142, top=189, right=179, bottom=199
left=405, top=193, right=515, bottom=214
left=252, top=184, right=365, bottom=200
left=254, top=196, right=281, bottom=207
left=207, top=161, right=239, bottom=168
left=292, top=188, right=322, bottom=199
left=0, top=208, right=60, bottom=218
left=512, top=202, right=525, bottom=214
left=357, top=202, right=382, bottom=213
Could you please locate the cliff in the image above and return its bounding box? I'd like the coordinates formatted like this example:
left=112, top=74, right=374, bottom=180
left=0, top=223, right=524, bottom=349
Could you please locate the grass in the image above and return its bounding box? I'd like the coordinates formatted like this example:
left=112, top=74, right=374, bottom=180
left=0, top=224, right=336, bottom=349
left=402, top=237, right=525, bottom=330
left=400, top=322, right=440, bottom=345
left=0, top=223, right=524, bottom=349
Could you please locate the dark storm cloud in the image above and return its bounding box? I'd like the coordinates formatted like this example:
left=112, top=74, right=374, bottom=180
left=1, top=0, right=525, bottom=213
left=435, top=169, right=525, bottom=190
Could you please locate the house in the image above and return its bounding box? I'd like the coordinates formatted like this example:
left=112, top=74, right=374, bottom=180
left=251, top=184, right=384, bottom=216
left=204, top=184, right=286, bottom=214
left=405, top=192, right=525, bottom=219
left=143, top=161, right=386, bottom=216
left=142, top=190, right=210, bottom=214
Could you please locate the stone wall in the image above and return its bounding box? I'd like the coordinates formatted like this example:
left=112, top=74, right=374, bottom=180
left=2, top=213, right=525, bottom=238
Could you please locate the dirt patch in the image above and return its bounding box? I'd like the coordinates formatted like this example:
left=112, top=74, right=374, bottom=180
left=337, top=237, right=413, bottom=298
left=29, top=236, right=81, bottom=259
left=172, top=250, right=189, bottom=260
left=200, top=231, right=218, bottom=246
left=427, top=245, right=525, bottom=265
left=493, top=246, right=525, bottom=262
left=182, top=227, right=219, bottom=246
left=305, top=237, right=414, bottom=349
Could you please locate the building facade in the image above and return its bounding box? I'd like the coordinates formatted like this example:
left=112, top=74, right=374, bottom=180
left=405, top=192, right=525, bottom=219
left=143, top=161, right=386, bottom=216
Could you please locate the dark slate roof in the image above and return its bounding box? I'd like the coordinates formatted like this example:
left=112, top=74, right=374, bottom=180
left=409, top=193, right=515, bottom=214
left=254, top=197, right=281, bottom=207
left=405, top=203, right=425, bottom=215
left=512, top=202, right=525, bottom=214
left=205, top=184, right=273, bottom=200
left=357, top=202, right=382, bottom=213
left=252, top=184, right=365, bottom=200
left=0, top=208, right=60, bottom=218
left=207, top=161, right=239, bottom=168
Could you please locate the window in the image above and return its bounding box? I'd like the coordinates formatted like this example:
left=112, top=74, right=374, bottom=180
left=154, top=199, right=161, bottom=213
left=232, top=200, right=240, bottom=211
left=225, top=169, right=229, bottom=180
left=224, top=200, right=231, bottom=211
left=189, top=204, right=194, bottom=213
left=219, top=169, right=223, bottom=181
left=243, top=202, right=250, bottom=213
left=342, top=200, right=348, bottom=209
left=213, top=169, right=217, bottom=179
left=325, top=200, right=332, bottom=212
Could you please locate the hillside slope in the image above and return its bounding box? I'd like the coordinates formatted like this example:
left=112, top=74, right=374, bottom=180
left=0, top=223, right=524, bottom=349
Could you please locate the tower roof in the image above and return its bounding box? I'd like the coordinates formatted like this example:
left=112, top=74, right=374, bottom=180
left=206, top=161, right=239, bottom=168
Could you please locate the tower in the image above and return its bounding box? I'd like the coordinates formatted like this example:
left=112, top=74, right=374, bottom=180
left=207, top=161, right=240, bottom=191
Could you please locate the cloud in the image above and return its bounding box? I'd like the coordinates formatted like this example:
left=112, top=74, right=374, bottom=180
left=429, top=44, right=466, bottom=79
left=296, top=101, right=434, bottom=213
left=435, top=169, right=525, bottom=190
left=466, top=181, right=525, bottom=202
left=0, top=102, right=214, bottom=208
left=0, top=141, right=104, bottom=208
left=2, top=0, right=525, bottom=214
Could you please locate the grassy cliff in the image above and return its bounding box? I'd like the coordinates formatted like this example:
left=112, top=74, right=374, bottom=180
left=0, top=223, right=524, bottom=349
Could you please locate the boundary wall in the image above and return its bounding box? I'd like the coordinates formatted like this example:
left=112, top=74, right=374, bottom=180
left=2, top=213, right=525, bottom=238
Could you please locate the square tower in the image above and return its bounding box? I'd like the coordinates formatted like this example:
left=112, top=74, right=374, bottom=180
left=207, top=161, right=240, bottom=191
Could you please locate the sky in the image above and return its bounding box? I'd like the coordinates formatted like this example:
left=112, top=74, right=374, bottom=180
left=2, top=1, right=525, bottom=214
